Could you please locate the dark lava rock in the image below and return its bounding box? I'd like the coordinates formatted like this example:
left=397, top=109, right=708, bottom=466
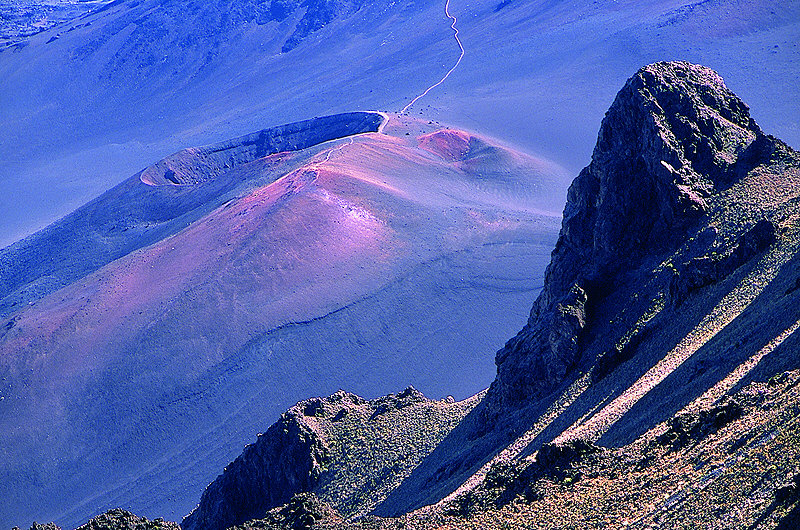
left=592, top=325, right=650, bottom=384
left=485, top=61, right=778, bottom=413
left=13, top=509, right=179, bottom=530
left=449, top=439, right=602, bottom=516
left=13, top=524, right=62, bottom=530
left=269, top=493, right=339, bottom=530
left=669, top=217, right=776, bottom=306
left=230, top=493, right=342, bottom=530
left=368, top=386, right=428, bottom=420
left=657, top=399, right=743, bottom=450
left=535, top=439, right=602, bottom=473
left=182, top=411, right=329, bottom=530
left=446, top=461, right=531, bottom=516
left=76, top=509, right=179, bottom=529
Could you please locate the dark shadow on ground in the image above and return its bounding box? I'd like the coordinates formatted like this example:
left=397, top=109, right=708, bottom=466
left=374, top=235, right=800, bottom=516
left=371, top=398, right=520, bottom=517
left=513, top=250, right=743, bottom=458
left=775, top=502, right=800, bottom=530
left=373, top=249, right=737, bottom=513
left=600, top=247, right=800, bottom=447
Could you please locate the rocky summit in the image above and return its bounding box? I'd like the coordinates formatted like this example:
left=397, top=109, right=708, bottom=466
left=12, top=61, right=800, bottom=529
left=487, top=61, right=788, bottom=411
left=182, top=388, right=478, bottom=530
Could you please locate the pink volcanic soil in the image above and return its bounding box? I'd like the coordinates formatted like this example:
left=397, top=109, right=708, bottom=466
left=0, top=126, right=563, bottom=435
left=418, top=129, right=472, bottom=162
left=0, top=162, right=399, bottom=412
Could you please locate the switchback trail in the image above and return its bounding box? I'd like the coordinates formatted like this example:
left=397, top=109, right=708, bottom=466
left=400, top=0, right=464, bottom=114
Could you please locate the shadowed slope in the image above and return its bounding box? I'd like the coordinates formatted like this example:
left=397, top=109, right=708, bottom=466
left=379, top=61, right=800, bottom=519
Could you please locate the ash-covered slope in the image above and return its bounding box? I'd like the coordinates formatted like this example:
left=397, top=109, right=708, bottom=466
left=0, top=114, right=564, bottom=528
left=181, top=61, right=800, bottom=529
left=0, top=112, right=383, bottom=318
left=3, top=0, right=798, bottom=249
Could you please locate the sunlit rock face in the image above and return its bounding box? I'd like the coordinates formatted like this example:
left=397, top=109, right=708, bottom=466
left=486, top=61, right=784, bottom=412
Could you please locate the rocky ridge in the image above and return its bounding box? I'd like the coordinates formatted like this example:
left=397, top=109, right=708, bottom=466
left=181, top=404, right=329, bottom=530
left=183, top=388, right=478, bottom=530
left=139, top=112, right=383, bottom=186
left=211, top=61, right=800, bottom=530
left=12, top=509, right=179, bottom=530
left=193, top=61, right=800, bottom=529
left=486, top=61, right=787, bottom=411
left=179, top=370, right=800, bottom=529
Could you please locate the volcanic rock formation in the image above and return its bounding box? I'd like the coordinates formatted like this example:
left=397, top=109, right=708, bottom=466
left=10, top=61, right=800, bottom=529
left=486, top=61, right=785, bottom=411
left=0, top=112, right=384, bottom=318
left=182, top=388, right=477, bottom=530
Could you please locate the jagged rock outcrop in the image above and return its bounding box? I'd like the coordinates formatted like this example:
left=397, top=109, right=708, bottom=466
left=183, top=387, right=474, bottom=530
left=655, top=398, right=743, bottom=450
left=486, top=61, right=783, bottom=410
left=76, top=509, right=180, bottom=530
left=12, top=524, right=61, bottom=530
left=12, top=509, right=180, bottom=530
left=182, top=410, right=329, bottom=530
left=228, top=493, right=343, bottom=530
left=668, top=217, right=776, bottom=306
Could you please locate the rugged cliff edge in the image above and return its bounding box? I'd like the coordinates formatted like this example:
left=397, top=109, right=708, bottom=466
left=486, top=61, right=787, bottom=411
left=188, top=61, right=800, bottom=529
left=139, top=112, right=384, bottom=186
left=182, top=389, right=479, bottom=530
left=181, top=406, right=329, bottom=530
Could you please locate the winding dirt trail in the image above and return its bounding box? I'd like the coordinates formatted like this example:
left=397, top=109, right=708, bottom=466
left=400, top=0, right=464, bottom=114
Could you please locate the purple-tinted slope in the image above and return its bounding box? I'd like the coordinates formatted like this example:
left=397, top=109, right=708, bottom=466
left=0, top=115, right=565, bottom=527
left=0, top=112, right=383, bottom=319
